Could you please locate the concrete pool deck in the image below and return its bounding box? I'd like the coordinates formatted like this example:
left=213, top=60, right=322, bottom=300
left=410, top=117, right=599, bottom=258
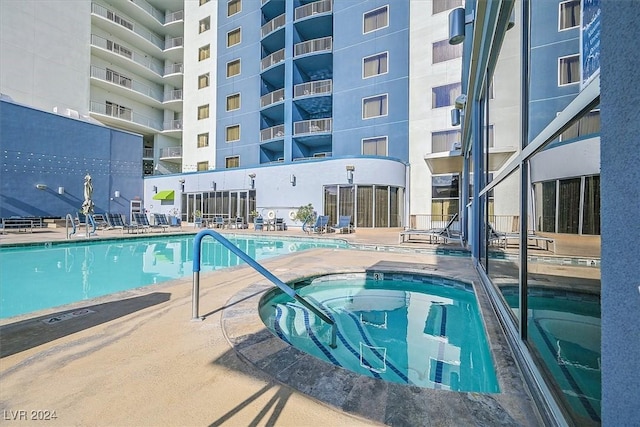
left=0, top=228, right=547, bottom=425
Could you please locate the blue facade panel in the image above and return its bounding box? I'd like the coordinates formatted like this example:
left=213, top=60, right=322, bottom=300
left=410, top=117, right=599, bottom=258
left=0, top=100, right=142, bottom=218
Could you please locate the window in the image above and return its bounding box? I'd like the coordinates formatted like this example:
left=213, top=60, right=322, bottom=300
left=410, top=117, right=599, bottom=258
left=363, top=6, right=388, bottom=34
left=362, top=137, right=388, bottom=156
left=559, top=0, right=580, bottom=30
left=431, top=130, right=461, bottom=152
left=105, top=101, right=132, bottom=120
left=226, top=93, right=240, bottom=111
left=199, top=17, right=210, bottom=33
left=559, top=55, right=580, bottom=85
left=227, top=0, right=241, bottom=16
left=362, top=94, right=388, bottom=119
left=226, top=156, right=240, bottom=168
left=226, top=59, right=241, bottom=77
left=227, top=28, right=241, bottom=47
left=197, top=161, right=209, bottom=171
left=431, top=174, right=460, bottom=219
left=198, top=73, right=209, bottom=89
left=432, top=82, right=461, bottom=108
left=197, top=104, right=209, bottom=120
left=432, top=0, right=463, bottom=14
left=363, top=52, right=388, bottom=78
left=197, top=133, right=209, bottom=148
left=199, top=0, right=209, bottom=5
left=433, top=39, right=462, bottom=63
left=198, top=45, right=210, bottom=61
left=560, top=110, right=601, bottom=141
left=105, top=68, right=132, bottom=89
left=226, top=125, right=240, bottom=142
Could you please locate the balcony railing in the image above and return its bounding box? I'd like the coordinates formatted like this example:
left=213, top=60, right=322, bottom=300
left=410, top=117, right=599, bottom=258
left=294, top=36, right=332, bottom=57
left=143, top=147, right=154, bottom=158
left=295, top=0, right=332, bottom=20
left=160, top=146, right=182, bottom=158
left=261, top=13, right=285, bottom=38
left=90, top=101, right=162, bottom=130
left=165, top=10, right=184, bottom=23
left=261, top=48, right=285, bottom=70
left=90, top=66, right=163, bottom=102
left=294, top=79, right=332, bottom=97
left=92, top=3, right=164, bottom=50
left=260, top=125, right=285, bottom=141
left=91, top=34, right=164, bottom=76
left=164, top=89, right=182, bottom=102
left=164, top=63, right=183, bottom=75
left=165, top=36, right=183, bottom=50
left=261, top=88, right=285, bottom=108
left=129, top=0, right=164, bottom=23
left=294, top=118, right=332, bottom=135
left=293, top=152, right=333, bottom=161
left=163, top=120, right=183, bottom=131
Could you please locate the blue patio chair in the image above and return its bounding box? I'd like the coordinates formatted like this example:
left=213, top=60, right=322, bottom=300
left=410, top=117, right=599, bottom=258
left=333, top=215, right=354, bottom=234
left=305, top=215, right=329, bottom=234
left=254, top=216, right=264, bottom=231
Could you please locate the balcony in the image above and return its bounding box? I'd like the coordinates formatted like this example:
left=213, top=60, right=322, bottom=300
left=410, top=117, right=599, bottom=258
left=260, top=88, right=285, bottom=108
left=294, top=79, right=332, bottom=97
left=90, top=65, right=163, bottom=105
left=91, top=34, right=164, bottom=80
left=165, top=10, right=184, bottom=25
left=261, top=48, right=285, bottom=71
left=294, top=118, right=332, bottom=135
left=159, top=146, right=182, bottom=162
left=163, top=120, right=183, bottom=131
left=261, top=13, right=285, bottom=38
left=294, top=37, right=332, bottom=57
left=295, top=0, right=332, bottom=20
left=92, top=3, right=164, bottom=51
left=260, top=125, right=285, bottom=142
left=90, top=101, right=162, bottom=133
left=292, top=152, right=332, bottom=161
left=143, top=147, right=154, bottom=159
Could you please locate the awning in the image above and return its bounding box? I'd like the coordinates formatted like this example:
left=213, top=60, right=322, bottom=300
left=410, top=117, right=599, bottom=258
left=424, top=147, right=517, bottom=174
left=152, top=190, right=174, bottom=200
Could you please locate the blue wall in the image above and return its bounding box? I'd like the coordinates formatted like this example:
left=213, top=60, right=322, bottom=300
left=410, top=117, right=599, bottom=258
left=0, top=100, right=143, bottom=218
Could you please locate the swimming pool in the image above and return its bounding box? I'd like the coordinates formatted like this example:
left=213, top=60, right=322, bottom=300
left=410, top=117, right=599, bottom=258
left=259, top=273, right=499, bottom=392
left=0, top=235, right=348, bottom=319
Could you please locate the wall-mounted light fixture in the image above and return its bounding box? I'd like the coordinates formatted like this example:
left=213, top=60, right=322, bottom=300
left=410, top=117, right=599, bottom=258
left=58, top=186, right=65, bottom=195
left=290, top=174, right=296, bottom=186
left=210, top=181, right=217, bottom=191
left=451, top=108, right=461, bottom=126
left=248, top=173, right=256, bottom=189
left=178, top=178, right=185, bottom=192
left=346, top=165, right=355, bottom=183
left=114, top=190, right=120, bottom=198
left=448, top=8, right=474, bottom=45
left=35, top=184, right=47, bottom=190
left=153, top=185, right=158, bottom=193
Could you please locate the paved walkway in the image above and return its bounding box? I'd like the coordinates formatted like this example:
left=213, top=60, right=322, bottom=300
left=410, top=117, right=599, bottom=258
left=0, top=226, right=549, bottom=426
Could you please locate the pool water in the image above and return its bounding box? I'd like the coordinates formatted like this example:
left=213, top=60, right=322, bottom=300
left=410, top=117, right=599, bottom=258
left=259, top=274, right=499, bottom=392
left=0, top=235, right=347, bottom=319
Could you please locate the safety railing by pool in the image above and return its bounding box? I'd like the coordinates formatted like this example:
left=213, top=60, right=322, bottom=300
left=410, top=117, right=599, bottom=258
left=191, top=230, right=337, bottom=348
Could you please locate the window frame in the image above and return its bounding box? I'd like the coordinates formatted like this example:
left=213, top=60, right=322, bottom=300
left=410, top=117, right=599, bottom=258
left=197, top=161, right=209, bottom=171
left=432, top=39, right=463, bottom=64
left=197, top=104, right=209, bottom=120
left=226, top=93, right=241, bottom=111
left=362, top=94, right=389, bottom=119
left=362, top=136, right=388, bottom=156
left=362, top=52, right=389, bottom=79
left=227, top=0, right=241, bottom=17
left=225, top=124, right=240, bottom=142
left=431, top=82, right=462, bottom=108
left=225, top=156, right=240, bottom=168
left=198, top=73, right=209, bottom=89
left=199, top=17, right=210, bottom=34
left=363, top=5, right=389, bottom=35
left=558, top=0, right=581, bottom=31
left=226, top=59, right=241, bottom=78
left=558, top=54, right=580, bottom=86
left=226, top=27, right=241, bottom=48
left=432, top=0, right=463, bottom=15
left=198, top=45, right=210, bottom=61
left=197, top=133, right=209, bottom=148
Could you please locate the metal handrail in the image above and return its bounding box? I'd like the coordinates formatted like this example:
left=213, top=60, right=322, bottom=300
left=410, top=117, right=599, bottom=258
left=191, top=230, right=337, bottom=348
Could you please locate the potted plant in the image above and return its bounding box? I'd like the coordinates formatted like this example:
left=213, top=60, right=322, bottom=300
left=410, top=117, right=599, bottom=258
left=249, top=210, right=260, bottom=223
left=294, top=203, right=316, bottom=223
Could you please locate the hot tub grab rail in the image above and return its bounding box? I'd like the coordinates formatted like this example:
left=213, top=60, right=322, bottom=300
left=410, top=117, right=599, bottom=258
left=191, top=230, right=337, bottom=348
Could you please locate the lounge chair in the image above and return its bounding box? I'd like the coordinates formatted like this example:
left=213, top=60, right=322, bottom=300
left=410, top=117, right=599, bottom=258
left=213, top=216, right=225, bottom=229
left=92, top=213, right=109, bottom=229
left=274, top=217, right=286, bottom=231
left=133, top=212, right=157, bottom=232
left=488, top=224, right=555, bottom=253
left=332, top=215, right=354, bottom=234
left=106, top=213, right=137, bottom=234
left=400, top=213, right=461, bottom=244
left=154, top=213, right=180, bottom=230
left=305, top=215, right=329, bottom=234
left=254, top=216, right=264, bottom=231
left=232, top=217, right=247, bottom=229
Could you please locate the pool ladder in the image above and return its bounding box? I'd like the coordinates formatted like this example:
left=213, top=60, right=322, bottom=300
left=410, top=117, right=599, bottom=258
left=191, top=229, right=337, bottom=348
left=66, top=213, right=97, bottom=239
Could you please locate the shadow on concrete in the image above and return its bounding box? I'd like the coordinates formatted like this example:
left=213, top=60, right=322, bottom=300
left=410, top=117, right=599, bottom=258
left=0, top=292, right=171, bottom=358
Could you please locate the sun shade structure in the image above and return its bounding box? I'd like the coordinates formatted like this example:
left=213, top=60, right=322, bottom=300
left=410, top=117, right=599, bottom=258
left=152, top=190, right=174, bottom=200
